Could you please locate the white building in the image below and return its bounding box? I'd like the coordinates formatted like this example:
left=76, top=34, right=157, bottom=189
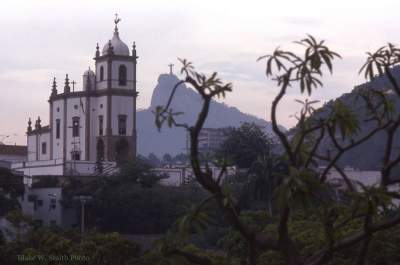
left=325, top=167, right=381, bottom=191
left=12, top=16, right=138, bottom=176
left=154, top=165, right=237, bottom=187
left=19, top=185, right=76, bottom=228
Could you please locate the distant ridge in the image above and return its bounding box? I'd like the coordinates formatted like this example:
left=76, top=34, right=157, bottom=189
left=137, top=73, right=278, bottom=156
left=310, top=66, right=400, bottom=170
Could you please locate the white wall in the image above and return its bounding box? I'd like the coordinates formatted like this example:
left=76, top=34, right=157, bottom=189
left=111, top=96, right=134, bottom=136
left=38, top=132, right=50, bottom=161
left=92, top=96, right=108, bottom=135
left=89, top=96, right=107, bottom=160
left=27, top=132, right=50, bottom=161
left=95, top=60, right=135, bottom=90
left=20, top=187, right=63, bottom=226
left=96, top=61, right=108, bottom=90
left=13, top=163, right=64, bottom=176
left=27, top=134, right=36, bottom=161
left=326, top=168, right=381, bottom=190
left=51, top=99, right=64, bottom=159
left=0, top=154, right=26, bottom=163
left=111, top=61, right=134, bottom=90
left=154, top=166, right=236, bottom=187
left=154, top=168, right=184, bottom=186
left=66, top=97, right=86, bottom=161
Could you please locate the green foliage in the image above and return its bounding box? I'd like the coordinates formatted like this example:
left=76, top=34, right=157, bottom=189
left=258, top=34, right=340, bottom=95
left=0, top=193, right=20, bottom=217
left=0, top=167, right=24, bottom=197
left=148, top=36, right=400, bottom=265
left=77, top=232, right=140, bottom=265
left=360, top=43, right=400, bottom=80
left=31, top=176, right=60, bottom=189
left=216, top=122, right=270, bottom=169
left=118, top=158, right=163, bottom=188
left=6, top=210, right=32, bottom=228
left=92, top=184, right=208, bottom=234
left=358, top=88, right=396, bottom=123
left=327, top=100, right=360, bottom=139
left=275, top=167, right=323, bottom=210
left=217, top=209, right=400, bottom=264
left=0, top=228, right=140, bottom=265
left=175, top=201, right=215, bottom=242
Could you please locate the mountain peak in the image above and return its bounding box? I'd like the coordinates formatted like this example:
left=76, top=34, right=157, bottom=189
left=138, top=73, right=276, bottom=156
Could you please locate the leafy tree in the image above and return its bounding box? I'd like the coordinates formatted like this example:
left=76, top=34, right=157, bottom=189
left=147, top=152, right=161, bottom=167
left=173, top=153, right=189, bottom=165
left=118, top=157, right=163, bottom=187
left=216, top=122, right=270, bottom=169
left=162, top=153, right=173, bottom=165
left=5, top=210, right=32, bottom=242
left=154, top=36, right=400, bottom=265
left=61, top=158, right=210, bottom=234
left=0, top=167, right=24, bottom=197
left=0, top=167, right=24, bottom=217
left=0, top=228, right=140, bottom=265
left=0, top=194, right=20, bottom=217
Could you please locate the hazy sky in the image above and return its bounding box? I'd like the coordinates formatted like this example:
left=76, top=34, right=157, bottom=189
left=1, top=0, right=400, bottom=145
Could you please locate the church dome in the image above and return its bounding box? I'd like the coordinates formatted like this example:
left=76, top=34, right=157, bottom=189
left=83, top=67, right=95, bottom=91
left=83, top=68, right=95, bottom=76
left=102, top=29, right=130, bottom=56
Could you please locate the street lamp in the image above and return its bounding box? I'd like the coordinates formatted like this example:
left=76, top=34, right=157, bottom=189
left=48, top=193, right=57, bottom=226
left=73, top=195, right=93, bottom=242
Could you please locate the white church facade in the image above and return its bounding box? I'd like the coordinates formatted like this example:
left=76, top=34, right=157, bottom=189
left=12, top=17, right=138, bottom=176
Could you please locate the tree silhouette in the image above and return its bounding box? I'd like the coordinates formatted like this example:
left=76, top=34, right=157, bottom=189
left=155, top=36, right=400, bottom=265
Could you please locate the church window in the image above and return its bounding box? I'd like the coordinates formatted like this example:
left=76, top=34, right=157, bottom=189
left=42, top=142, right=47, bottom=155
left=74, top=105, right=78, bottom=110
left=118, top=115, right=127, bottom=135
left=72, top=152, right=80, bottom=161
left=118, top=65, right=127, bottom=86
left=72, top=117, right=80, bottom=137
left=99, top=115, right=103, bottom=136
left=100, top=66, right=104, bottom=81
left=100, top=104, right=103, bottom=109
left=56, top=119, right=60, bottom=139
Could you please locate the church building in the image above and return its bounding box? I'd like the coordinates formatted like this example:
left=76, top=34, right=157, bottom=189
left=12, top=16, right=138, bottom=176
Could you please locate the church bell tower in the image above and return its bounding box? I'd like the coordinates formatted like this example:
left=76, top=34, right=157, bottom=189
left=92, top=14, right=138, bottom=163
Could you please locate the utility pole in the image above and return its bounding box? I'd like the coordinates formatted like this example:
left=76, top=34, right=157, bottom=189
left=73, top=195, right=92, bottom=242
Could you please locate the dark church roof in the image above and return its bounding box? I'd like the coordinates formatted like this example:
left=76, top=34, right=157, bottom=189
left=0, top=145, right=27, bottom=156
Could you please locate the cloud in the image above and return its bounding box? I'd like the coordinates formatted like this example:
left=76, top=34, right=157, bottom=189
left=282, top=16, right=323, bottom=26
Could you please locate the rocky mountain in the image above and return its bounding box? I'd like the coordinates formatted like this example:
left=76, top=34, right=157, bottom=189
left=137, top=73, right=275, bottom=156
left=310, top=66, right=400, bottom=170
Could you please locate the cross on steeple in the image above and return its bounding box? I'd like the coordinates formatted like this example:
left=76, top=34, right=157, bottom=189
left=168, top=63, right=174, bottom=75
left=71, top=80, right=76, bottom=92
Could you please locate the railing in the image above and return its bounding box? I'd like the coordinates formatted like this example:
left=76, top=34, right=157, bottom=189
left=12, top=159, right=65, bottom=169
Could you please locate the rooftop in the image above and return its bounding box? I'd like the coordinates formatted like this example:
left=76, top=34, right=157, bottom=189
left=0, top=145, right=28, bottom=156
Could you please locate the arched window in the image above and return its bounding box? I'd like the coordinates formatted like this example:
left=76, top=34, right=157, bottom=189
left=118, top=115, right=127, bottom=135
left=115, top=138, right=129, bottom=163
left=96, top=139, right=105, bottom=161
left=72, top=117, right=80, bottom=137
left=118, top=65, right=127, bottom=86
left=100, top=66, right=104, bottom=81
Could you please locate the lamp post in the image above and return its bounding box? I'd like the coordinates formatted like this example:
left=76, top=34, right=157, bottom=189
left=48, top=193, right=57, bottom=226
left=73, top=195, right=92, bottom=242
